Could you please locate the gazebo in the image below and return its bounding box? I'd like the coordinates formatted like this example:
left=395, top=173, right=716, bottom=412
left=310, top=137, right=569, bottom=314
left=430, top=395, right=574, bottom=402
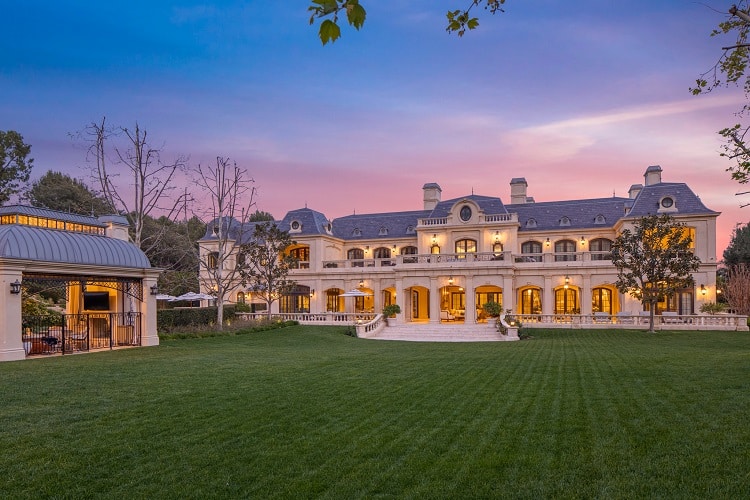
left=0, top=205, right=161, bottom=361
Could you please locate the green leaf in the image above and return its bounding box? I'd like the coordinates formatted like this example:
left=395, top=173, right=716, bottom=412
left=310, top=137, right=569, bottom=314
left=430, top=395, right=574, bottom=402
left=319, top=19, right=341, bottom=45
left=347, top=4, right=366, bottom=30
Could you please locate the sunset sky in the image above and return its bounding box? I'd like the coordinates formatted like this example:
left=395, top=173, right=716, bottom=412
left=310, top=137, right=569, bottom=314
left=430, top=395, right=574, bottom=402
left=2, top=1, right=748, bottom=258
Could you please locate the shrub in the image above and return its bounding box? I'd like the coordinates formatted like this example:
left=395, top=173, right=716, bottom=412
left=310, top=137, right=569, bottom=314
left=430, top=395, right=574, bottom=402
left=382, top=304, right=401, bottom=318
left=700, top=302, right=727, bottom=315
left=157, top=305, right=237, bottom=332
left=482, top=301, right=502, bottom=318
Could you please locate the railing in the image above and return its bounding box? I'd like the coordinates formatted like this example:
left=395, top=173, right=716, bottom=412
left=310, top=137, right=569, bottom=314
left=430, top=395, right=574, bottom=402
left=513, top=313, right=749, bottom=331
left=22, top=312, right=142, bottom=356
left=317, top=251, right=614, bottom=269
left=419, top=217, right=448, bottom=226
left=236, top=312, right=377, bottom=325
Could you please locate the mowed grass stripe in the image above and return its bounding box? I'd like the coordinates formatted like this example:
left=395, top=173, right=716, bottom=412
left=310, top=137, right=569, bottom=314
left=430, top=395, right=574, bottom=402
left=2, top=327, right=750, bottom=498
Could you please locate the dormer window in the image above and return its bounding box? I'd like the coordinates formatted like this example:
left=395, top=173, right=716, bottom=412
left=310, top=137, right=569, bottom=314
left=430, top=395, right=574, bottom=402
left=406, top=225, right=415, bottom=234
left=559, top=216, right=571, bottom=227
left=525, top=218, right=537, bottom=228
left=459, top=205, right=472, bottom=222
left=352, top=228, right=362, bottom=237
left=290, top=220, right=302, bottom=232
left=594, top=214, right=606, bottom=225
left=378, top=226, right=388, bottom=236
left=658, top=196, right=677, bottom=213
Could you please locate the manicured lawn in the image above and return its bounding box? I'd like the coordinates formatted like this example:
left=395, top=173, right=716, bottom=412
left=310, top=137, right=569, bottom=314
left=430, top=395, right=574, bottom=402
left=1, top=327, right=749, bottom=498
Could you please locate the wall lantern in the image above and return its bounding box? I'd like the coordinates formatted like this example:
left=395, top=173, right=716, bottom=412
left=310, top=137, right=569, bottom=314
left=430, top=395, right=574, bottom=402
left=564, top=276, right=570, bottom=289
left=700, top=284, right=706, bottom=296
left=359, top=279, right=364, bottom=288
left=310, top=289, right=315, bottom=297
left=494, top=231, right=500, bottom=243
left=448, top=276, right=454, bottom=286
left=150, top=284, right=159, bottom=296
left=545, top=237, right=551, bottom=247
left=432, top=234, right=437, bottom=244
left=10, top=279, right=21, bottom=295
left=580, top=236, right=586, bottom=246
left=365, top=245, right=369, bottom=252
left=392, top=245, right=397, bottom=252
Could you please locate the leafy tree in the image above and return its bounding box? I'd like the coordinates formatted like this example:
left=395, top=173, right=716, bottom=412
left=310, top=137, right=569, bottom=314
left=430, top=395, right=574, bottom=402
left=140, top=214, right=205, bottom=297
left=611, top=214, right=702, bottom=333
left=238, top=222, right=297, bottom=320
left=25, top=171, right=110, bottom=215
left=249, top=210, right=275, bottom=222
left=723, top=222, right=750, bottom=266
left=195, top=156, right=257, bottom=328
left=0, top=130, right=34, bottom=205
left=308, top=0, right=507, bottom=45
left=692, top=3, right=750, bottom=184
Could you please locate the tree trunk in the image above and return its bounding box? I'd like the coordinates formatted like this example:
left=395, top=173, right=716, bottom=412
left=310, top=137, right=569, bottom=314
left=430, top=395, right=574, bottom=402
left=648, top=301, right=656, bottom=333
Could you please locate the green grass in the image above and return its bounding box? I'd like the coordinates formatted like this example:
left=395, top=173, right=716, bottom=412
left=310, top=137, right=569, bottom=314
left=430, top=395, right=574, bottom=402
left=2, top=327, right=749, bottom=498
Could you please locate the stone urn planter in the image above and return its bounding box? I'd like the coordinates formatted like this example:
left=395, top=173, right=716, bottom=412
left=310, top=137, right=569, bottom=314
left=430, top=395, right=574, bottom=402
left=382, top=304, right=401, bottom=327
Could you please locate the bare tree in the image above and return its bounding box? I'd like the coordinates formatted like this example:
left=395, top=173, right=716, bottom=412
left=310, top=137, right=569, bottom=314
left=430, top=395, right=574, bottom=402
left=82, top=117, right=188, bottom=254
left=195, top=156, right=256, bottom=328
left=724, top=264, right=750, bottom=315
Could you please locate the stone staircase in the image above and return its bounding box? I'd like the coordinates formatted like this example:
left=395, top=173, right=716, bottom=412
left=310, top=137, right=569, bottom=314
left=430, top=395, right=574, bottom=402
left=363, top=322, right=514, bottom=342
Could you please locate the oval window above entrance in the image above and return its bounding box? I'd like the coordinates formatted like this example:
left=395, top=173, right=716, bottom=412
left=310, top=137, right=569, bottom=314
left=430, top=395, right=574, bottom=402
left=459, top=206, right=472, bottom=222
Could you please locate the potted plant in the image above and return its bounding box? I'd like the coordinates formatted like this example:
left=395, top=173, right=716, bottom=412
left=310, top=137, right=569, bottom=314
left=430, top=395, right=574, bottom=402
left=482, top=301, right=502, bottom=327
left=382, top=304, right=401, bottom=326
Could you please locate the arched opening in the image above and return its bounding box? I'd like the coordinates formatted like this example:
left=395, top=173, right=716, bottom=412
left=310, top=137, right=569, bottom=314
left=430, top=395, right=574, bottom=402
left=405, top=286, right=430, bottom=322
left=554, top=239, right=577, bottom=262
left=288, top=245, right=310, bottom=269
left=326, top=288, right=344, bottom=312
left=440, top=283, right=466, bottom=322
left=519, top=287, right=542, bottom=315
left=554, top=287, right=579, bottom=314
left=592, top=286, right=617, bottom=314
left=347, top=248, right=364, bottom=267
left=520, top=241, right=542, bottom=262
left=279, top=285, right=311, bottom=313
left=475, top=285, right=503, bottom=323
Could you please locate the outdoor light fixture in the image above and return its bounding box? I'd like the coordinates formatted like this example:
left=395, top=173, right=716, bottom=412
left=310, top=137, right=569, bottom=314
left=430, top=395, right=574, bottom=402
left=448, top=276, right=454, bottom=286
left=392, top=245, right=397, bottom=252
left=10, top=279, right=21, bottom=295
left=432, top=234, right=437, bottom=244
left=494, top=231, right=500, bottom=243
left=580, top=236, right=586, bottom=246
left=310, top=289, right=315, bottom=297
left=150, top=284, right=159, bottom=296
left=545, top=237, right=550, bottom=247
left=365, top=245, right=369, bottom=252
left=717, top=288, right=722, bottom=295
left=359, top=279, right=364, bottom=288
left=701, top=284, right=706, bottom=296
left=564, top=276, right=570, bottom=289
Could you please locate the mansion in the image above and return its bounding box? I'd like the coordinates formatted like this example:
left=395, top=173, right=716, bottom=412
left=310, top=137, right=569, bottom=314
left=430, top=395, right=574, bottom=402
left=198, top=166, right=719, bottom=325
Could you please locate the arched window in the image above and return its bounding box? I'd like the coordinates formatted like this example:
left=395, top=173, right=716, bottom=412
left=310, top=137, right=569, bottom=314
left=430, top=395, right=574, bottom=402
left=373, top=247, right=391, bottom=259
left=555, top=288, right=578, bottom=314
left=520, top=288, right=542, bottom=314
left=589, top=238, right=613, bottom=261
left=237, top=292, right=246, bottom=304
left=521, top=241, right=542, bottom=262
left=348, top=248, right=364, bottom=267
left=455, top=239, right=477, bottom=259
left=207, top=252, right=219, bottom=270
left=554, top=239, right=577, bottom=261
left=431, top=244, right=440, bottom=254
left=401, top=245, right=418, bottom=263
left=492, top=242, right=504, bottom=260
left=289, top=246, right=310, bottom=269
left=279, top=285, right=311, bottom=313
left=592, top=287, right=612, bottom=314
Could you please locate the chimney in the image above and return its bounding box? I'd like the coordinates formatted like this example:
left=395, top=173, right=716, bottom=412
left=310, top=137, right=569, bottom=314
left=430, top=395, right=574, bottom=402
left=423, top=182, right=442, bottom=210
left=644, top=165, right=662, bottom=186
left=510, top=178, right=528, bottom=204
left=628, top=184, right=643, bottom=199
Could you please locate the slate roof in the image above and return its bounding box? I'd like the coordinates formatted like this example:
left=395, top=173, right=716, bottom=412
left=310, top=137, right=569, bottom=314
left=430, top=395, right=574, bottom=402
left=508, top=197, right=629, bottom=231
left=626, top=182, right=718, bottom=217
left=0, top=225, right=151, bottom=268
left=332, top=210, right=429, bottom=240
left=279, top=208, right=332, bottom=235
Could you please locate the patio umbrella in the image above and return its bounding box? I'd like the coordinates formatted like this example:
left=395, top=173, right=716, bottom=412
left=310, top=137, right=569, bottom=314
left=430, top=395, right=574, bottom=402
left=170, top=292, right=216, bottom=302
left=155, top=294, right=177, bottom=301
